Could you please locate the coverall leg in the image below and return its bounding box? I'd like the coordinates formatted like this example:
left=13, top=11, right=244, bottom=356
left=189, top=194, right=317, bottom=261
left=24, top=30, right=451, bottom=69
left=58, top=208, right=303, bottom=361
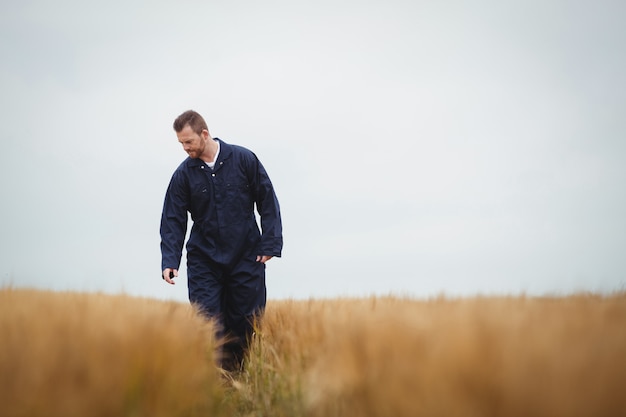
left=187, top=253, right=266, bottom=372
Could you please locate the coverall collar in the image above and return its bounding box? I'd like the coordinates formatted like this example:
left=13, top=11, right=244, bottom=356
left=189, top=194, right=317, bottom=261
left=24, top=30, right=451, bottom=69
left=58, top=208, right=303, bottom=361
left=187, top=138, right=232, bottom=170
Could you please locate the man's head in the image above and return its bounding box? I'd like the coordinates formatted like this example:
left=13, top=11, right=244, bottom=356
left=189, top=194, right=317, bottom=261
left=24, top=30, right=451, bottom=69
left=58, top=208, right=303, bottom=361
left=173, top=110, right=208, bottom=135
left=173, top=110, right=215, bottom=160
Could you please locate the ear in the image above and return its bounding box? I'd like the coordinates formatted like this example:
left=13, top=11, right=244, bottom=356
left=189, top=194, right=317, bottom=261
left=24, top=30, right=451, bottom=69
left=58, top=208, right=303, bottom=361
left=201, top=129, right=210, bottom=140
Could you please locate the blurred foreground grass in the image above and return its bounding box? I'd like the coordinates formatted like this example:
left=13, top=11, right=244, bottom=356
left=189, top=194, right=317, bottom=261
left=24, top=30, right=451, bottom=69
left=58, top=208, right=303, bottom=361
left=2, top=288, right=625, bottom=416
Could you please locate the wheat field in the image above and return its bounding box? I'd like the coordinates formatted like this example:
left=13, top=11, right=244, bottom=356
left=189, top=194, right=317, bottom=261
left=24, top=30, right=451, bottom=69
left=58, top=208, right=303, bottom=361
left=1, top=288, right=625, bottom=416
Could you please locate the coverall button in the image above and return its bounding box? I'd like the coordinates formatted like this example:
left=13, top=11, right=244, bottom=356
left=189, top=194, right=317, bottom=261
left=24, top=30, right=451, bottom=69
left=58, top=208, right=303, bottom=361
left=212, top=173, right=216, bottom=177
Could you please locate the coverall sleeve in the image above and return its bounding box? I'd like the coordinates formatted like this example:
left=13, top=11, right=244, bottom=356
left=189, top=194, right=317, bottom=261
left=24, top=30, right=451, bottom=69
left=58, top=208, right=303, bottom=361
left=249, top=156, right=283, bottom=257
left=160, top=170, right=189, bottom=271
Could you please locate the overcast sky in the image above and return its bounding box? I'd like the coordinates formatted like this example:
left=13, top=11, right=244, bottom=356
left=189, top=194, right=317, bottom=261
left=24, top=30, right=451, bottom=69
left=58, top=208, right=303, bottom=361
left=1, top=0, right=625, bottom=301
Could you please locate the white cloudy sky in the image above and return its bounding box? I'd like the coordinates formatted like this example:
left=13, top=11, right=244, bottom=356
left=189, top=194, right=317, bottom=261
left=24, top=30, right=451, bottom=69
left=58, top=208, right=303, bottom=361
left=1, top=0, right=625, bottom=301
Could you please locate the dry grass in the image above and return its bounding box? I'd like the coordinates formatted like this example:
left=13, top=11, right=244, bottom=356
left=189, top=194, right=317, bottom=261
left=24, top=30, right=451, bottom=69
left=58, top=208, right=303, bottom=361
left=250, top=294, right=626, bottom=417
left=2, top=288, right=626, bottom=417
left=0, top=288, right=226, bottom=417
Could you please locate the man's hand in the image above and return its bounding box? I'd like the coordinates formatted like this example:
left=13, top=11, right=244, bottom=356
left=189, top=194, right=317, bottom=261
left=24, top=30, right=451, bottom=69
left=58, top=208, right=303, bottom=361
left=162, top=268, right=177, bottom=285
left=256, top=255, right=273, bottom=264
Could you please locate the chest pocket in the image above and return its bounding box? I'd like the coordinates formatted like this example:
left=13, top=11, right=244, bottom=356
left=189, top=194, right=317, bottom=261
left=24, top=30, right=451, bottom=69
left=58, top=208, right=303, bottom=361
left=222, top=182, right=253, bottom=225
left=188, top=176, right=212, bottom=221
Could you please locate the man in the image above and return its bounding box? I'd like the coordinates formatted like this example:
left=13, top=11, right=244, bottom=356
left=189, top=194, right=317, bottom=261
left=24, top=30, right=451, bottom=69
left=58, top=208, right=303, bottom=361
left=160, top=110, right=283, bottom=372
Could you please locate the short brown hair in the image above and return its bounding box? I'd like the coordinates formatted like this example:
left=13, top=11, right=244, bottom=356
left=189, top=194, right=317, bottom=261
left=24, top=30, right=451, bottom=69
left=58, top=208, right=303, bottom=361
left=173, top=110, right=208, bottom=135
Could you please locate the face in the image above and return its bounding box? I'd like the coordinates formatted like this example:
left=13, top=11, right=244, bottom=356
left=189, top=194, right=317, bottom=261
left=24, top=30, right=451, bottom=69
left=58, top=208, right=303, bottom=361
left=176, top=125, right=207, bottom=159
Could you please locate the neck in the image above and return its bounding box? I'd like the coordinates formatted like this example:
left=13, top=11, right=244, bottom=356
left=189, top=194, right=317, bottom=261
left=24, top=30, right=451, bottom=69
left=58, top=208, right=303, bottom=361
left=200, top=138, right=219, bottom=163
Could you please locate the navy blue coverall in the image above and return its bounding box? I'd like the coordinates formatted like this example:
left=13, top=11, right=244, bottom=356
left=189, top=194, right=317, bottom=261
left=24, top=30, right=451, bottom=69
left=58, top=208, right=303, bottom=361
left=160, top=138, right=282, bottom=370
